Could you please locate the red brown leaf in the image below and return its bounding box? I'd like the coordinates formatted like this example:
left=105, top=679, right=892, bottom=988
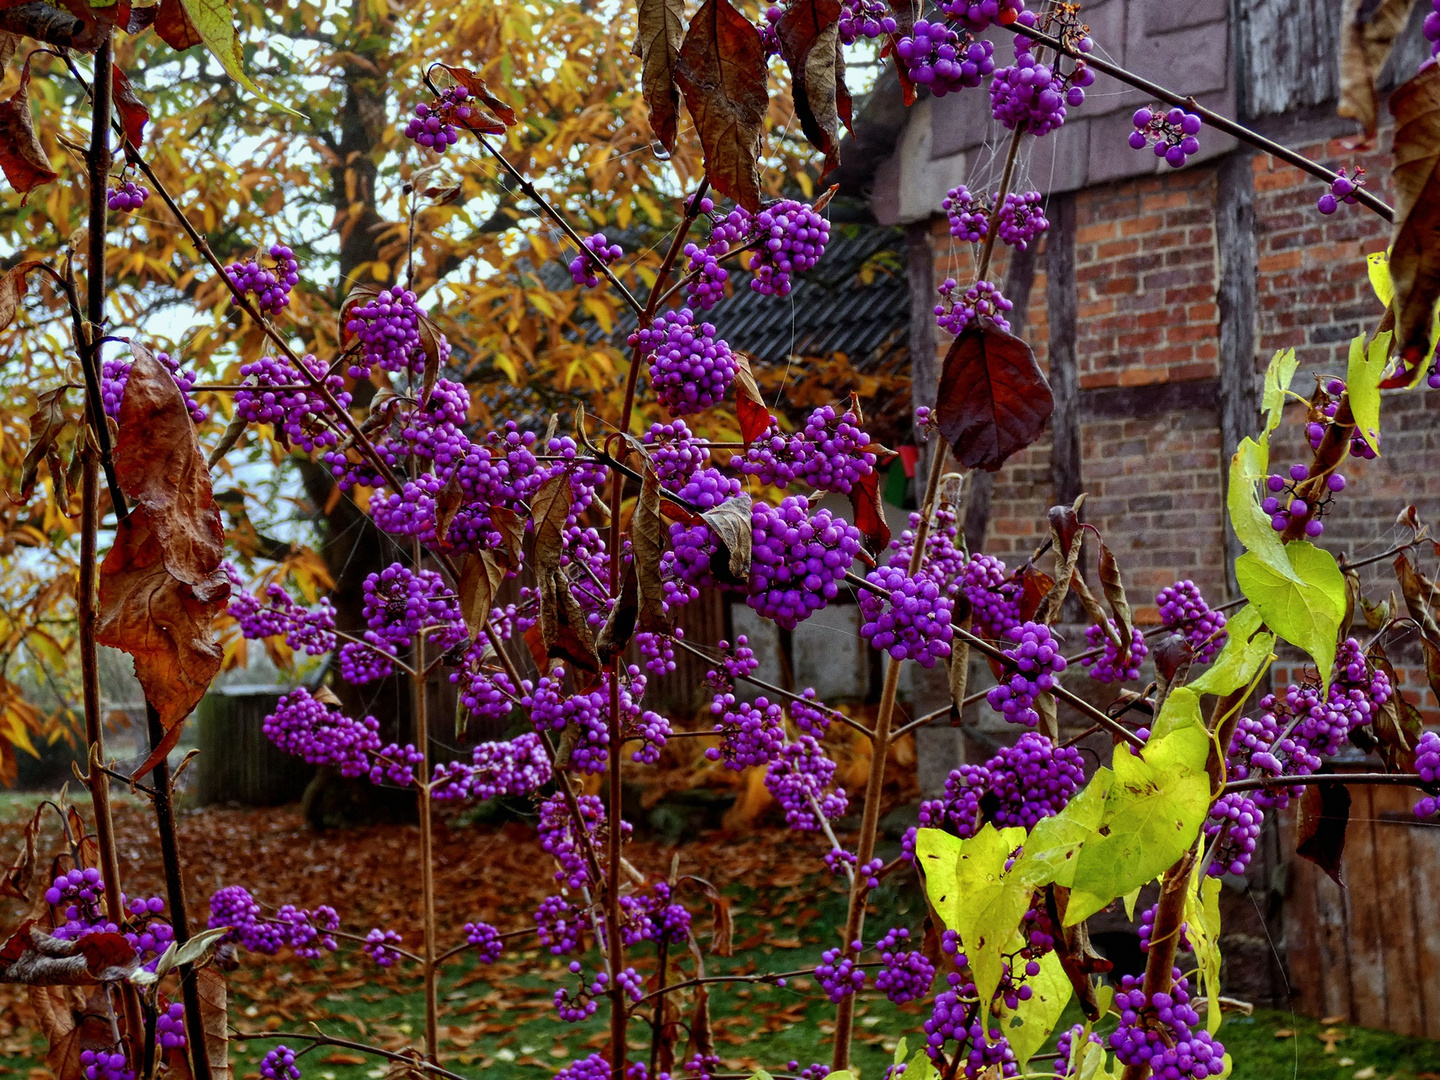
left=1295, top=781, right=1351, bottom=887
left=1388, top=61, right=1440, bottom=363
left=95, top=506, right=228, bottom=740
left=674, top=0, right=768, bottom=211
left=193, top=966, right=232, bottom=1080
left=19, top=385, right=68, bottom=502
left=44, top=987, right=118, bottom=1080
left=731, top=352, right=772, bottom=446
left=114, top=344, right=225, bottom=587
left=0, top=55, right=57, bottom=200
left=0, top=257, right=42, bottom=335
left=847, top=467, right=890, bottom=552
left=1336, top=0, right=1414, bottom=140
left=1, top=800, right=43, bottom=900
left=777, top=0, right=843, bottom=175
left=111, top=68, right=148, bottom=148
left=634, top=0, right=685, bottom=152
left=153, top=0, right=201, bottom=50
left=935, top=318, right=1053, bottom=472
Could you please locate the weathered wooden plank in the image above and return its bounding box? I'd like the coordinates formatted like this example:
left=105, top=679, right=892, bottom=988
left=1235, top=0, right=1341, bottom=118
left=1372, top=785, right=1424, bottom=1035
left=1216, top=150, right=1258, bottom=599
left=1046, top=192, right=1080, bottom=509
left=1278, top=807, right=1325, bottom=1016
left=1346, top=784, right=1390, bottom=1029
left=1407, top=805, right=1440, bottom=1039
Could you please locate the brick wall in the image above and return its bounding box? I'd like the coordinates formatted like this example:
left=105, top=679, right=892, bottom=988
left=928, top=131, right=1440, bottom=715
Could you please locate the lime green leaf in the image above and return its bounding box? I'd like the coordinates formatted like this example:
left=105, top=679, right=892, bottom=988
left=998, top=949, right=1072, bottom=1068
left=914, top=827, right=963, bottom=929
left=178, top=0, right=303, bottom=116
left=1122, top=885, right=1143, bottom=921
left=892, top=1039, right=907, bottom=1066
left=902, top=1049, right=935, bottom=1080
left=1185, top=868, right=1224, bottom=1035
left=1187, top=606, right=1274, bottom=697
left=1369, top=251, right=1394, bottom=305
left=1261, top=348, right=1298, bottom=433
left=1066, top=693, right=1211, bottom=924
left=1346, top=331, right=1389, bottom=455
left=1235, top=541, right=1346, bottom=692
left=1227, top=436, right=1293, bottom=579
left=1071, top=1037, right=1120, bottom=1080
left=1017, top=769, right=1110, bottom=889
left=947, top=824, right=1030, bottom=1008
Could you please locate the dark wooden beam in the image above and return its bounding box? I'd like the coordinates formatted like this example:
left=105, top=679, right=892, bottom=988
left=1047, top=192, right=1081, bottom=508
left=1217, top=150, right=1259, bottom=597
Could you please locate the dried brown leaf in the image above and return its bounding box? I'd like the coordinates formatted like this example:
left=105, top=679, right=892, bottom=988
left=531, top=473, right=573, bottom=578
left=635, top=0, right=685, bottom=152
left=1098, top=539, right=1134, bottom=654
left=0, top=56, right=56, bottom=199
left=19, top=386, right=68, bottom=502
left=1388, top=62, right=1440, bottom=363
left=674, top=0, right=768, bottom=211
left=0, top=800, right=43, bottom=900
left=700, top=492, right=752, bottom=584
left=0, top=257, right=42, bottom=335
left=634, top=463, right=670, bottom=633
left=154, top=0, right=202, bottom=49
left=777, top=0, right=842, bottom=175
left=1296, top=781, right=1351, bottom=887
left=935, top=319, right=1054, bottom=472
left=111, top=67, right=148, bottom=148
left=1336, top=0, right=1416, bottom=139
left=458, top=551, right=506, bottom=639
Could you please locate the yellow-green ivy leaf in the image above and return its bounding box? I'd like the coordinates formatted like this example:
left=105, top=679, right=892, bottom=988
left=1227, top=435, right=1292, bottom=579
left=1187, top=605, right=1274, bottom=697
left=1261, top=347, right=1298, bottom=434
left=1346, top=330, right=1390, bottom=455
left=914, top=827, right=963, bottom=929
left=1185, top=867, right=1224, bottom=1035
left=1369, top=250, right=1394, bottom=305
left=1066, top=692, right=1211, bottom=924
left=178, top=0, right=304, bottom=117
left=1235, top=541, right=1346, bottom=692
left=1122, top=885, right=1143, bottom=921
left=931, top=824, right=1030, bottom=1010
left=997, top=948, right=1072, bottom=1069
left=1015, top=769, right=1110, bottom=888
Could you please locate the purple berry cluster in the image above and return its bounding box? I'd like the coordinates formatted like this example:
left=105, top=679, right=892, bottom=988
left=431, top=732, right=548, bottom=802
left=465, top=920, right=505, bottom=963
left=262, top=687, right=382, bottom=778
left=1082, top=620, right=1149, bottom=683
left=935, top=277, right=1012, bottom=335
left=816, top=942, right=868, bottom=1001
left=345, top=287, right=424, bottom=376
left=838, top=0, right=896, bottom=43
left=1129, top=106, right=1203, bottom=168
left=985, top=621, right=1067, bottom=728
left=1156, top=579, right=1227, bottom=663
left=1109, top=970, right=1225, bottom=1079
left=569, top=233, right=623, bottom=288
left=960, top=553, right=1022, bottom=639
left=1262, top=460, right=1345, bottom=537
left=738, top=404, right=876, bottom=494
left=1415, top=731, right=1440, bottom=818
left=938, top=0, right=1024, bottom=31
left=156, top=1001, right=186, bottom=1050
left=1428, top=0, right=1440, bottom=56
left=1308, top=377, right=1378, bottom=460
left=748, top=496, right=863, bottom=629
left=404, top=85, right=472, bottom=152
left=748, top=200, right=830, bottom=297
left=1317, top=166, right=1364, bottom=215
left=989, top=16, right=1093, bottom=136
left=764, top=735, right=848, bottom=830
left=682, top=198, right=741, bottom=310
left=260, top=1046, right=301, bottom=1080
left=708, top=693, right=786, bottom=769
left=986, top=732, right=1086, bottom=828
left=207, top=884, right=337, bottom=958
left=101, top=350, right=205, bottom=424
left=996, top=191, right=1048, bottom=249
left=82, top=1050, right=134, bottom=1080
left=107, top=178, right=149, bottom=212
left=226, top=244, right=299, bottom=315
left=229, top=584, right=338, bottom=656
left=858, top=563, right=955, bottom=667
left=1137, top=902, right=1191, bottom=954
left=233, top=353, right=350, bottom=454
left=943, top=185, right=988, bottom=242
left=363, top=927, right=404, bottom=966
left=896, top=23, right=995, bottom=97
left=875, top=927, right=936, bottom=1003
left=631, top=308, right=736, bottom=415
left=1204, top=791, right=1263, bottom=877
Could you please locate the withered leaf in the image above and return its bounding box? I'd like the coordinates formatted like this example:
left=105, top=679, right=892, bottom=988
left=1337, top=0, right=1416, bottom=139
left=948, top=605, right=971, bottom=722
left=674, top=0, right=768, bottom=211
left=434, top=64, right=517, bottom=133
left=595, top=564, right=638, bottom=665
left=0, top=800, right=43, bottom=900
left=635, top=0, right=686, bottom=152
left=1035, top=500, right=1083, bottom=626
left=531, top=473, right=573, bottom=578
left=43, top=986, right=120, bottom=1080
left=1098, top=538, right=1134, bottom=654
left=458, top=551, right=506, bottom=640
left=0, top=3, right=109, bottom=53
left=681, top=875, right=734, bottom=955
left=114, top=344, right=225, bottom=586
left=1388, top=62, right=1440, bottom=364
left=1395, top=550, right=1440, bottom=638
left=0, top=258, right=42, bottom=335
left=194, top=966, right=232, bottom=1080
left=777, top=0, right=843, bottom=175
left=19, top=386, right=68, bottom=502
left=634, top=463, right=671, bottom=633
left=488, top=505, right=526, bottom=571
left=1296, top=781, right=1351, bottom=887
left=539, top=569, right=601, bottom=673
left=96, top=507, right=228, bottom=740
left=0, top=56, right=57, bottom=199
left=700, top=492, right=752, bottom=583
left=936, top=319, right=1054, bottom=472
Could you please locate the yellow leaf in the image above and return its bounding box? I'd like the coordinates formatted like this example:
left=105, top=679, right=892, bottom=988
left=581, top=296, right=614, bottom=335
